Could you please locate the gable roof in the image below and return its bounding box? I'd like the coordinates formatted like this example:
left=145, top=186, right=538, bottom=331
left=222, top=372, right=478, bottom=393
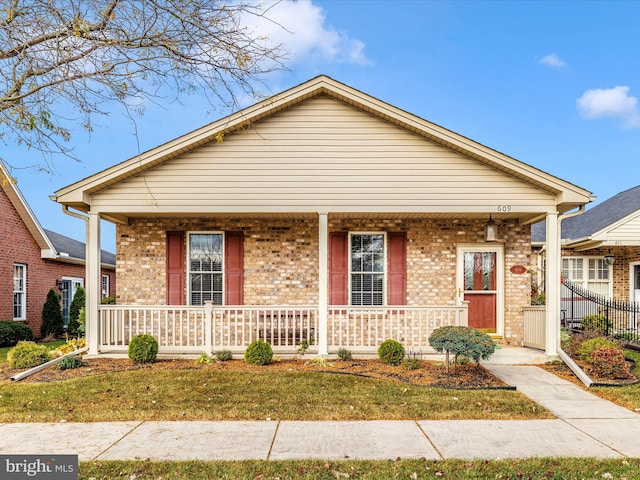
left=54, top=75, right=592, bottom=219
left=532, top=185, right=640, bottom=248
left=1, top=160, right=115, bottom=267
left=44, top=229, right=116, bottom=266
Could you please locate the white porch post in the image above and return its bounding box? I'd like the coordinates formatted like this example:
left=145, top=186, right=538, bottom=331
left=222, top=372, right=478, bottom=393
left=545, top=211, right=559, bottom=356
left=318, top=212, right=328, bottom=356
left=86, top=212, right=101, bottom=355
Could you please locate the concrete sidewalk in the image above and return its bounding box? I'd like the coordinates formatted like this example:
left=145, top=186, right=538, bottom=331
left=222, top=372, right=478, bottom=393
left=1, top=348, right=640, bottom=461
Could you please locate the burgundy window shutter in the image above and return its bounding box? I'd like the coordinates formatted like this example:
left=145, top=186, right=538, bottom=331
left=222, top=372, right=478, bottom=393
left=166, top=231, right=185, bottom=305
left=387, top=232, right=407, bottom=305
left=225, top=231, right=244, bottom=305
left=329, top=232, right=348, bottom=305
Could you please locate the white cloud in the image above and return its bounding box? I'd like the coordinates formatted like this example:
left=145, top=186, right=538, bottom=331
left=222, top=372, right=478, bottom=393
left=576, top=86, right=640, bottom=129
left=247, top=0, right=371, bottom=66
left=540, top=53, right=566, bottom=68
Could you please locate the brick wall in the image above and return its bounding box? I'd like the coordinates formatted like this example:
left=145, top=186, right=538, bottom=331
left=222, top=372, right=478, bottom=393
left=1, top=186, right=116, bottom=337
left=116, top=216, right=531, bottom=344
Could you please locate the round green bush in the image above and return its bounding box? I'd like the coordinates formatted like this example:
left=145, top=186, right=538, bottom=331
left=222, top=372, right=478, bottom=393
left=128, top=334, right=159, bottom=364
left=378, top=339, right=405, bottom=366
left=0, top=321, right=34, bottom=347
left=215, top=349, right=233, bottom=362
left=244, top=339, right=273, bottom=366
left=8, top=341, right=52, bottom=370
left=56, top=355, right=84, bottom=370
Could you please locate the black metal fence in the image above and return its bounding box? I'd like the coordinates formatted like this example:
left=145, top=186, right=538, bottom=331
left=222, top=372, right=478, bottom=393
left=561, top=280, right=640, bottom=343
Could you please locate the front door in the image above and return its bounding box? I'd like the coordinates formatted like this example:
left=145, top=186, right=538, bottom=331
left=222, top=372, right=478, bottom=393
left=634, top=265, right=640, bottom=304
left=457, top=245, right=503, bottom=335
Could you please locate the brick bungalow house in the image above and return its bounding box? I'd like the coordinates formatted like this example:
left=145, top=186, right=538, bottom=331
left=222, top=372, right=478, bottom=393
left=1, top=161, right=116, bottom=336
left=53, top=75, right=592, bottom=357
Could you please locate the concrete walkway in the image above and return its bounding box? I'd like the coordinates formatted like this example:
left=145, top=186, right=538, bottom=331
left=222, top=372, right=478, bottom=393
left=1, top=348, right=640, bottom=461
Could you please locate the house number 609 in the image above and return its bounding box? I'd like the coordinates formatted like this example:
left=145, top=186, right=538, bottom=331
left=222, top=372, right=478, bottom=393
left=497, top=205, right=512, bottom=212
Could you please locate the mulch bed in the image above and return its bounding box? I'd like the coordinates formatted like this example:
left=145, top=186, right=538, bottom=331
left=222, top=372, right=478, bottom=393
left=2, top=356, right=512, bottom=389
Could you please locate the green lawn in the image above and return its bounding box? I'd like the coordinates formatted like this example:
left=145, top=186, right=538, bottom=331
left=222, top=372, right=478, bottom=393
left=79, top=458, right=640, bottom=480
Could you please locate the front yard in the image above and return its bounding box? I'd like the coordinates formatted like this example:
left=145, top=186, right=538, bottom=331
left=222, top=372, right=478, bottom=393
left=0, top=355, right=551, bottom=422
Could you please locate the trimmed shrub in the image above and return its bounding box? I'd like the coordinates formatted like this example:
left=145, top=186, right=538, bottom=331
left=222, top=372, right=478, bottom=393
left=215, top=349, right=233, bottom=361
left=56, top=355, right=84, bottom=370
left=378, top=339, right=405, bottom=366
left=577, top=337, right=620, bottom=361
left=41, top=288, right=64, bottom=338
left=337, top=347, right=352, bottom=361
left=8, top=341, right=52, bottom=370
left=588, top=346, right=634, bottom=379
left=128, top=334, right=159, bottom=364
left=581, top=314, right=609, bottom=335
left=67, top=286, right=86, bottom=335
left=0, top=321, right=34, bottom=347
left=244, top=339, right=273, bottom=365
left=429, top=326, right=496, bottom=370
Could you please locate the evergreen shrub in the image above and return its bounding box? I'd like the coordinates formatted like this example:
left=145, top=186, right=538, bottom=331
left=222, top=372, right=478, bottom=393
left=8, top=341, right=52, bottom=370
left=0, top=321, right=34, bottom=347
left=128, top=334, right=159, bottom=364
left=40, top=288, right=64, bottom=338
left=244, top=339, right=273, bottom=366
left=377, top=339, right=405, bottom=366
left=429, top=325, right=496, bottom=366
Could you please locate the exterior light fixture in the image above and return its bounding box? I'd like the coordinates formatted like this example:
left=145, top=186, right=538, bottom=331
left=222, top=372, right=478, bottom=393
left=56, top=279, right=65, bottom=291
left=603, top=251, right=615, bottom=266
left=485, top=214, right=498, bottom=242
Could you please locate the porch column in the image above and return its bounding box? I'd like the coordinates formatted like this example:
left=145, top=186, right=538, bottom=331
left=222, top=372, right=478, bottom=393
left=318, top=212, right=328, bottom=356
left=86, top=212, right=101, bottom=356
left=545, top=211, right=559, bottom=357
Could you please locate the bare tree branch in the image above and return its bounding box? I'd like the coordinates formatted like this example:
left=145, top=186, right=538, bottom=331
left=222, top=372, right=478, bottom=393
left=0, top=0, right=287, bottom=164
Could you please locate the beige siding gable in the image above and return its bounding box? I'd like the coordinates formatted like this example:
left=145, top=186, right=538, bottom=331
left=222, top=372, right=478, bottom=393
left=91, top=96, right=557, bottom=215
left=596, top=211, right=640, bottom=244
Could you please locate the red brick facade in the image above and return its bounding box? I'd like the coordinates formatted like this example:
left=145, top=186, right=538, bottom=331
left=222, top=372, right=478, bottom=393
left=0, top=185, right=115, bottom=337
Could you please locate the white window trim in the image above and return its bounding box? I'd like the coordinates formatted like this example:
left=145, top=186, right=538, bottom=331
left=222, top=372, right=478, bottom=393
left=13, top=263, right=26, bottom=320
left=187, top=231, right=225, bottom=306
left=562, top=255, right=613, bottom=297
left=348, top=232, right=387, bottom=307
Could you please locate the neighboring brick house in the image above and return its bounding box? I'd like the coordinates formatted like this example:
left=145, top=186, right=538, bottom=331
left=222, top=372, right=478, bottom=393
left=53, top=75, right=592, bottom=357
left=533, top=185, right=640, bottom=302
left=1, top=161, right=116, bottom=337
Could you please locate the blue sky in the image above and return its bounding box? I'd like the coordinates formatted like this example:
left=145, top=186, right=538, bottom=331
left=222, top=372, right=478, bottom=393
left=4, top=0, right=640, bottom=252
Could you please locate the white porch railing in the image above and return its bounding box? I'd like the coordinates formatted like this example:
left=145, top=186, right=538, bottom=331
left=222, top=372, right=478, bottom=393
left=98, top=304, right=468, bottom=355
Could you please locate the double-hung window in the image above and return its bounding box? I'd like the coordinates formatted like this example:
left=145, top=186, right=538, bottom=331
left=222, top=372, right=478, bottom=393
left=102, top=275, right=110, bottom=298
left=350, top=233, right=385, bottom=306
left=562, top=256, right=611, bottom=296
left=13, top=264, right=26, bottom=320
left=188, top=233, right=224, bottom=306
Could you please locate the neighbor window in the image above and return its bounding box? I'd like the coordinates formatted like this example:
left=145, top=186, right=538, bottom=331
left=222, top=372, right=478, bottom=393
left=562, top=256, right=611, bottom=296
left=188, top=233, right=223, bottom=305
left=350, top=233, right=385, bottom=306
left=13, top=263, right=26, bottom=320
left=102, top=275, right=110, bottom=298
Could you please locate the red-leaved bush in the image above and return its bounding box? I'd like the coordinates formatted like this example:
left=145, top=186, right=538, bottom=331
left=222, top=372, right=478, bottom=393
left=588, top=346, right=634, bottom=380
